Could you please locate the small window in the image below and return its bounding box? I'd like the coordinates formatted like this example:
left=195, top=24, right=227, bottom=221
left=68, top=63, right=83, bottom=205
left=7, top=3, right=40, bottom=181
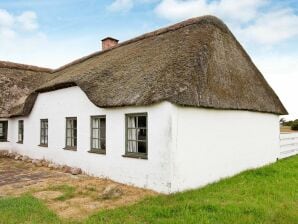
left=89, top=116, right=106, bottom=154
left=40, top=119, right=48, bottom=147
left=0, top=121, right=8, bottom=142
left=65, top=117, right=77, bottom=150
left=18, top=120, right=24, bottom=143
left=125, top=113, right=147, bottom=159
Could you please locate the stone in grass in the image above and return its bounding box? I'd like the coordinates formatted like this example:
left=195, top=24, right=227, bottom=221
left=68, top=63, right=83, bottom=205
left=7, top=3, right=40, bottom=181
left=62, top=165, right=72, bottom=173
left=32, top=159, right=42, bottom=167
left=70, top=167, right=82, bottom=175
left=14, top=155, right=21, bottom=160
left=8, top=153, right=15, bottom=158
left=0, top=150, right=9, bottom=157
left=21, top=156, right=30, bottom=162
left=41, top=160, right=49, bottom=167
left=101, top=184, right=123, bottom=200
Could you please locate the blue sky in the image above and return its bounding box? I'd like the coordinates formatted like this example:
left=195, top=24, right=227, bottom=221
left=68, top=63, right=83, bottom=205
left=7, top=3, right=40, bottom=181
left=0, top=0, right=297, bottom=118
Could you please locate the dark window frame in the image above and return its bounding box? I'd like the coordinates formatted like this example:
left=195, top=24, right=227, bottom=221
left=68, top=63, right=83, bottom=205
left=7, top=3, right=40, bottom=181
left=124, top=113, right=148, bottom=159
left=39, top=119, right=48, bottom=147
left=17, top=120, right=24, bottom=144
left=0, top=121, right=8, bottom=142
left=89, top=115, right=106, bottom=155
left=64, top=117, right=77, bottom=151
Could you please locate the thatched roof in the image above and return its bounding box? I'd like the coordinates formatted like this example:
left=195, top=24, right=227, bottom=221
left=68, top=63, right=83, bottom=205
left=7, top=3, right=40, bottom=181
left=0, top=61, right=55, bottom=118
left=1, top=16, right=287, bottom=118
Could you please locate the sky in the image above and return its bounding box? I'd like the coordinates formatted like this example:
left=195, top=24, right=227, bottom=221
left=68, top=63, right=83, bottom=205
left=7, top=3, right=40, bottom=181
left=0, top=0, right=297, bottom=119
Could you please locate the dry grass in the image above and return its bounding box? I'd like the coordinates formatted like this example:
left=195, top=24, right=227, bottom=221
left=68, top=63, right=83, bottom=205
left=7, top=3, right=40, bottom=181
left=0, top=158, right=156, bottom=220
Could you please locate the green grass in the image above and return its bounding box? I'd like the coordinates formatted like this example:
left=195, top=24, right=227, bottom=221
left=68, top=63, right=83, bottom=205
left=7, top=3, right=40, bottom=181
left=1, top=156, right=298, bottom=224
left=0, top=195, right=63, bottom=224
left=47, top=184, right=76, bottom=201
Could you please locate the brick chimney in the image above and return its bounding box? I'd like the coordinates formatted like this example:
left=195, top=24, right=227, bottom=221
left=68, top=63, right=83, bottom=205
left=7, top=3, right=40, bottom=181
left=101, top=37, right=119, bottom=51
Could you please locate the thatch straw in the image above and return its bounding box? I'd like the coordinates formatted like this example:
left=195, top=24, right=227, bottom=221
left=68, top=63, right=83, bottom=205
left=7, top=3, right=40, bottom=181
left=0, top=62, right=55, bottom=118
left=0, top=15, right=287, bottom=118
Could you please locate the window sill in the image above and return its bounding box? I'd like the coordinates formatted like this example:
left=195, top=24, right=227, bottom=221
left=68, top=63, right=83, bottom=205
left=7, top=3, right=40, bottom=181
left=88, top=149, right=106, bottom=155
left=38, top=144, right=48, bottom=148
left=63, top=147, right=77, bottom=151
left=16, top=141, right=23, bottom=144
left=0, top=140, right=9, bottom=142
left=122, top=154, right=148, bottom=160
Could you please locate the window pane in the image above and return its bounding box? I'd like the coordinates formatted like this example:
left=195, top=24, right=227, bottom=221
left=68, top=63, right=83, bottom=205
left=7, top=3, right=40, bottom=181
left=73, top=119, right=77, bottom=129
left=92, top=118, right=99, bottom=128
left=128, top=141, right=137, bottom=152
left=126, top=114, right=147, bottom=156
left=18, top=121, right=23, bottom=142
left=92, top=139, right=98, bottom=149
left=127, top=129, right=137, bottom=141
left=138, top=116, right=147, bottom=128
left=100, top=139, right=106, bottom=149
left=92, top=129, right=99, bottom=139
left=100, top=118, right=105, bottom=129
left=66, top=138, right=71, bottom=146
left=0, top=122, right=8, bottom=141
left=128, top=117, right=137, bottom=128
left=100, top=128, right=106, bottom=139
left=137, top=129, right=147, bottom=141
left=67, top=129, right=72, bottom=137
left=66, top=119, right=72, bottom=128
left=40, top=120, right=48, bottom=145
left=138, top=141, right=147, bottom=153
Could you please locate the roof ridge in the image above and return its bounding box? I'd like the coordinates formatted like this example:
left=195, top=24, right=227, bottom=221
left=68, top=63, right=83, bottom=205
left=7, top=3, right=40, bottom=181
left=52, top=15, right=228, bottom=73
left=0, top=60, right=52, bottom=73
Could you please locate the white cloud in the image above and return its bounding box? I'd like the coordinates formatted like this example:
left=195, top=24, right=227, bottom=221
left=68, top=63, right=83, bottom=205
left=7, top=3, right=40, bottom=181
left=107, top=0, right=156, bottom=12
left=107, top=0, right=135, bottom=12
left=0, top=9, right=14, bottom=27
left=154, top=0, right=298, bottom=45
left=0, top=9, right=39, bottom=43
left=154, top=0, right=267, bottom=22
left=240, top=9, right=298, bottom=44
left=17, top=11, right=39, bottom=31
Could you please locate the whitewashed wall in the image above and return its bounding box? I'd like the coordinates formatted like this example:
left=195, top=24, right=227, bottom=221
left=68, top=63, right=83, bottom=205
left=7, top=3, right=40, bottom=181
left=169, top=105, right=280, bottom=192
left=3, top=87, right=174, bottom=193
left=0, top=86, right=282, bottom=193
left=279, top=133, right=298, bottom=159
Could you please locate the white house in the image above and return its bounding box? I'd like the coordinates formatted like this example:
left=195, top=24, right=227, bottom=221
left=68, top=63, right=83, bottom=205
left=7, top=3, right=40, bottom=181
left=0, top=16, right=287, bottom=193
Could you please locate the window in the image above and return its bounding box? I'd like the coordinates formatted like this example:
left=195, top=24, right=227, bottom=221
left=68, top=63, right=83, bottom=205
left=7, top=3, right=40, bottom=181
left=40, top=119, right=48, bottom=146
left=125, top=113, right=147, bottom=159
left=90, top=116, right=106, bottom=154
left=18, top=120, right=24, bottom=143
left=65, top=117, right=77, bottom=150
left=0, top=121, right=8, bottom=142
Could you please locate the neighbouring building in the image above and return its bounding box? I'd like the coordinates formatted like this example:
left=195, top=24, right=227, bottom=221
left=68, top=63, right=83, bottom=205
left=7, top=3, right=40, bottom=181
left=0, top=16, right=287, bottom=193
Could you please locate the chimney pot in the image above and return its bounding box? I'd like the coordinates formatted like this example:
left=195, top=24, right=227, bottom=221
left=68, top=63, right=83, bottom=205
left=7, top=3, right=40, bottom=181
left=101, top=37, right=119, bottom=50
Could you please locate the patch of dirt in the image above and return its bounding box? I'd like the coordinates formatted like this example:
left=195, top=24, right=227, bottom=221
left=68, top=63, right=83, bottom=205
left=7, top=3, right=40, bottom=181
left=33, top=191, right=64, bottom=200
left=0, top=158, right=157, bottom=220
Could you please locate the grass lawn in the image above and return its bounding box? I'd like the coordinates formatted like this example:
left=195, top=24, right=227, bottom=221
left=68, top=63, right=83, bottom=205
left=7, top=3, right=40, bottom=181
left=1, top=155, right=297, bottom=224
